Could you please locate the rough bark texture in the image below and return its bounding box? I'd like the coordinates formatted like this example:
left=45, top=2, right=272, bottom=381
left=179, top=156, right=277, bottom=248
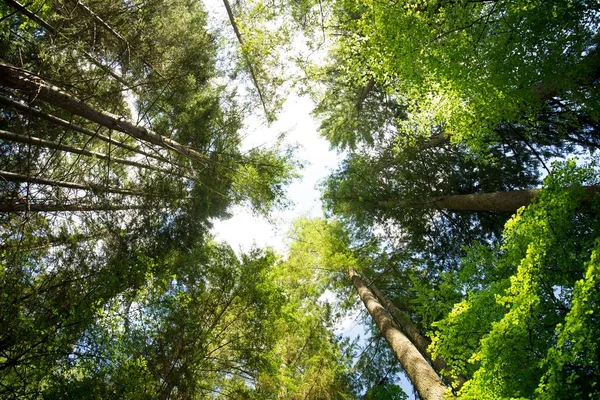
left=0, top=203, right=144, bottom=212
left=378, top=186, right=600, bottom=212
left=428, top=186, right=600, bottom=212
left=349, top=270, right=450, bottom=400
left=0, top=129, right=168, bottom=173
left=0, top=170, right=146, bottom=197
left=369, top=282, right=465, bottom=389
left=0, top=95, right=162, bottom=161
left=0, top=62, right=207, bottom=163
left=428, top=189, right=541, bottom=212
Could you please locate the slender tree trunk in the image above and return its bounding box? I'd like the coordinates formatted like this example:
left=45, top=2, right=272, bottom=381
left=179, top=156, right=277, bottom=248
left=66, top=0, right=162, bottom=78
left=4, top=0, right=131, bottom=85
left=0, top=170, right=147, bottom=197
left=378, top=186, right=600, bottom=212
left=67, top=0, right=128, bottom=43
left=0, top=203, right=144, bottom=212
left=349, top=270, right=450, bottom=400
left=356, top=77, right=376, bottom=111
left=4, top=0, right=56, bottom=33
left=222, top=0, right=270, bottom=120
left=369, top=282, right=465, bottom=389
left=0, top=232, right=102, bottom=252
left=0, top=129, right=171, bottom=174
left=0, top=62, right=208, bottom=163
left=0, top=95, right=161, bottom=161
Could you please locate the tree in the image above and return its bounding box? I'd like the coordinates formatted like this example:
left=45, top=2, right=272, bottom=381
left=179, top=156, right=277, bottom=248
left=430, top=161, right=600, bottom=398
left=0, top=1, right=298, bottom=396
left=311, top=0, right=600, bottom=150
left=350, top=269, right=449, bottom=400
left=285, top=217, right=449, bottom=398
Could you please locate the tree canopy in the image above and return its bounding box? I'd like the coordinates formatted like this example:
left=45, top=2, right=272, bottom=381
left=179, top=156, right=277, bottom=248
left=1, top=0, right=599, bottom=398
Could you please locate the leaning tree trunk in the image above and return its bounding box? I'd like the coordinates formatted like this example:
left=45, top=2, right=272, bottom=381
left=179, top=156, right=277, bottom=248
left=222, top=0, right=270, bottom=119
left=0, top=203, right=144, bottom=212
left=349, top=270, right=450, bottom=400
left=0, top=129, right=168, bottom=173
left=369, top=282, right=465, bottom=390
left=0, top=95, right=170, bottom=164
left=0, top=62, right=208, bottom=164
left=379, top=186, right=600, bottom=212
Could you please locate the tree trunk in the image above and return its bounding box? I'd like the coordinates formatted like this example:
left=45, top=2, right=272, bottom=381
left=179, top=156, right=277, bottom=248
left=0, top=95, right=165, bottom=162
left=0, top=62, right=208, bottom=164
left=0, top=170, right=147, bottom=197
left=4, top=0, right=56, bottom=33
left=222, top=0, right=270, bottom=120
left=379, top=186, right=600, bottom=212
left=369, top=282, right=465, bottom=389
left=0, top=203, right=144, bottom=212
left=349, top=270, right=450, bottom=400
left=0, top=129, right=170, bottom=174
left=0, top=232, right=102, bottom=252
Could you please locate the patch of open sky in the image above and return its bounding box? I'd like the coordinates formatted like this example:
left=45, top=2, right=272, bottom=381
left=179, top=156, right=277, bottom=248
left=202, top=1, right=419, bottom=397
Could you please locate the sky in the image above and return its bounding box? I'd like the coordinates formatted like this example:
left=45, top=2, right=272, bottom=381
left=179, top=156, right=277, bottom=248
left=209, top=75, right=418, bottom=400
left=203, top=2, right=417, bottom=397
left=212, top=93, right=342, bottom=253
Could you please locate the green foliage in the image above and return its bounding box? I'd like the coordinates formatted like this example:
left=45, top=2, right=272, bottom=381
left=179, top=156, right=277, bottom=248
left=364, top=382, right=408, bottom=400
left=431, top=161, right=600, bottom=398
left=317, top=0, right=600, bottom=150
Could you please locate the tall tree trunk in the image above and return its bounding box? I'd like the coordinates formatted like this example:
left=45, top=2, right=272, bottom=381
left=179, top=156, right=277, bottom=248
left=378, top=186, right=600, bottom=212
left=0, top=129, right=171, bottom=174
left=0, top=95, right=167, bottom=163
left=4, top=1, right=131, bottom=85
left=0, top=232, right=103, bottom=252
left=349, top=270, right=450, bottom=400
left=4, top=0, right=56, bottom=33
left=222, top=0, right=270, bottom=120
left=0, top=170, right=147, bottom=197
left=369, top=281, right=465, bottom=389
left=0, top=62, right=208, bottom=164
left=0, top=203, right=144, bottom=212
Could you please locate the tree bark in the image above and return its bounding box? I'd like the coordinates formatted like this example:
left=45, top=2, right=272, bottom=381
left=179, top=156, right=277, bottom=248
left=0, top=129, right=171, bottom=174
left=379, top=186, right=600, bottom=212
left=222, top=0, right=270, bottom=120
left=0, top=170, right=147, bottom=197
left=0, top=203, right=144, bottom=212
left=369, top=282, right=465, bottom=389
left=0, top=61, right=208, bottom=163
left=0, top=95, right=164, bottom=162
left=349, top=270, right=450, bottom=400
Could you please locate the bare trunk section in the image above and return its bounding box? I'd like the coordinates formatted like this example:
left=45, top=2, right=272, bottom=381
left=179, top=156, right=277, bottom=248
left=222, top=0, right=270, bottom=120
left=349, top=270, right=450, bottom=400
left=0, top=232, right=102, bottom=252
left=4, top=0, right=56, bottom=33
left=0, top=129, right=171, bottom=174
left=0, top=203, right=144, bottom=212
left=379, top=186, right=600, bottom=212
left=0, top=95, right=164, bottom=162
left=0, top=62, right=208, bottom=163
left=356, top=77, right=376, bottom=111
left=428, top=189, right=541, bottom=212
left=369, top=282, right=465, bottom=389
left=0, top=170, right=147, bottom=197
